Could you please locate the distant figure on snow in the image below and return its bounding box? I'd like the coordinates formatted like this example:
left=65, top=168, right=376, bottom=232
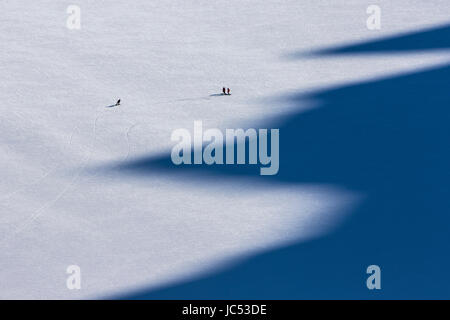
left=227, top=88, right=231, bottom=95
left=115, top=99, right=121, bottom=106
left=222, top=87, right=226, bottom=95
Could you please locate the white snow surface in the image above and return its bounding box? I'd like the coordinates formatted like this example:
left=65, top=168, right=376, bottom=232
left=0, top=0, right=449, bottom=298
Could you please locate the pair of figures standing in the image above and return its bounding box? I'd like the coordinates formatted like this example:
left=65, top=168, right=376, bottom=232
left=222, top=87, right=231, bottom=95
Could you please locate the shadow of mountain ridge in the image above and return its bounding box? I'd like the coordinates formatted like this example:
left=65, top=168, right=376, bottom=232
left=110, top=23, right=450, bottom=298
left=299, top=24, right=450, bottom=56
left=112, top=63, right=450, bottom=299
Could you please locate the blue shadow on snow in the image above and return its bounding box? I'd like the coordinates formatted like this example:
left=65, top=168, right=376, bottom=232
left=109, top=25, right=450, bottom=299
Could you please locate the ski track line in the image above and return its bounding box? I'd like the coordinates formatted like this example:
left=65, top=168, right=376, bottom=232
left=0, top=95, right=212, bottom=245
left=1, top=106, right=136, bottom=214
left=0, top=108, right=109, bottom=246
left=124, top=122, right=140, bottom=163
left=0, top=106, right=86, bottom=202
left=0, top=125, right=81, bottom=202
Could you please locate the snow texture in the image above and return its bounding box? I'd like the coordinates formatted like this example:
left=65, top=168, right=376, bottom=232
left=1, top=0, right=449, bottom=299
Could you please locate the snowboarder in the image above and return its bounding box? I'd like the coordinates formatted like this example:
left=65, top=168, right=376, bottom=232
left=227, top=88, right=231, bottom=95
left=115, top=99, right=121, bottom=106
left=222, top=87, right=226, bottom=95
